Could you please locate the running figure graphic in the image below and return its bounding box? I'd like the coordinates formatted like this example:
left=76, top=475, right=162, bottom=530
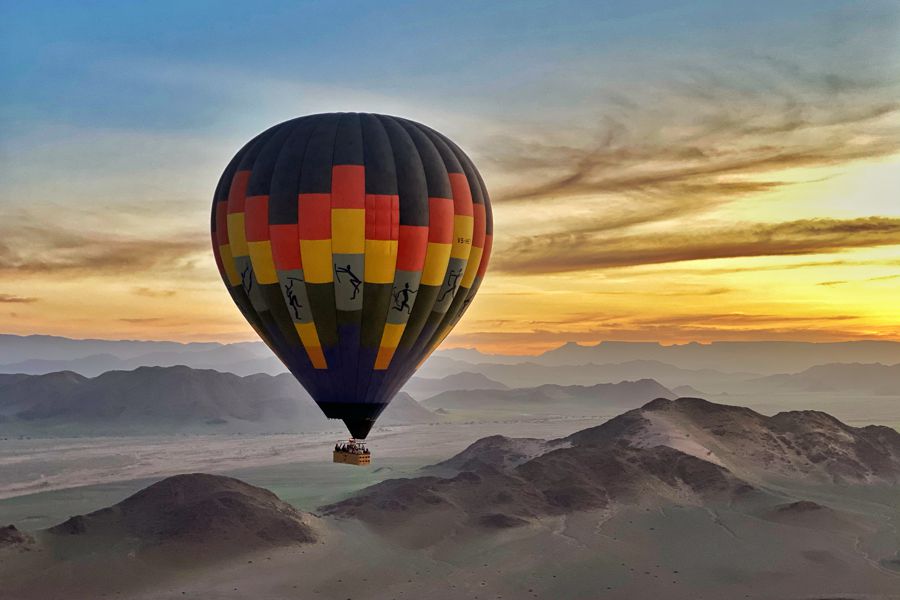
left=240, top=263, right=253, bottom=294
left=392, top=282, right=418, bottom=313
left=334, top=264, right=362, bottom=301
left=438, top=268, right=462, bottom=302
left=284, top=277, right=305, bottom=320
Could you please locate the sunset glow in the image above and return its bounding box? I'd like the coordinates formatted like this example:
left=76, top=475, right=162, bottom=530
left=1, top=2, right=898, bottom=353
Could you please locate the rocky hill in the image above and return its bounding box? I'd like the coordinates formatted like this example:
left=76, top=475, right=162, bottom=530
left=568, top=397, right=900, bottom=484
left=323, top=398, right=900, bottom=537
left=47, top=474, right=317, bottom=559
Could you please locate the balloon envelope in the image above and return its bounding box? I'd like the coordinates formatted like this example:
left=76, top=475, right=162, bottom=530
left=211, top=113, right=493, bottom=438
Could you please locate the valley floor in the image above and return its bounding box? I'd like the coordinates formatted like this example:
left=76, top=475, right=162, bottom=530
left=3, top=405, right=899, bottom=600
left=0, top=418, right=609, bottom=517
left=4, top=500, right=899, bottom=600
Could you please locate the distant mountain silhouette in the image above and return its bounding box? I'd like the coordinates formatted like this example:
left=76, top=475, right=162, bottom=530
left=0, top=366, right=435, bottom=434
left=403, top=371, right=508, bottom=400
left=416, top=357, right=758, bottom=390
left=746, top=362, right=900, bottom=395
left=0, top=344, right=282, bottom=377
left=420, top=379, right=675, bottom=416
left=323, top=398, right=900, bottom=536
left=535, top=340, right=900, bottom=374
left=4, top=334, right=900, bottom=378
left=672, top=384, right=706, bottom=396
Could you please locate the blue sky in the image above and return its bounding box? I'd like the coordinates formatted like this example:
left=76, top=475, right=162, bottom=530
left=1, top=1, right=898, bottom=348
left=4, top=1, right=896, bottom=139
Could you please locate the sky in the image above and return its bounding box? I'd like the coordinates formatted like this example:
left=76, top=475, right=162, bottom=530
left=1, top=0, right=898, bottom=354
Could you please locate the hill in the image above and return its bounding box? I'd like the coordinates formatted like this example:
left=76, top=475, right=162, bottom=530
left=420, top=379, right=675, bottom=416
left=746, top=362, right=900, bottom=395
left=5, top=334, right=900, bottom=379
left=47, top=474, right=318, bottom=560
left=535, top=340, right=900, bottom=374
left=323, top=397, right=900, bottom=536
left=402, top=371, right=508, bottom=400
left=416, top=356, right=759, bottom=390
left=567, top=397, right=900, bottom=484
left=0, top=366, right=436, bottom=434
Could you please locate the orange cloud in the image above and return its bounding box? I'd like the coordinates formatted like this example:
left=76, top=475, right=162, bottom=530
left=497, top=217, right=900, bottom=273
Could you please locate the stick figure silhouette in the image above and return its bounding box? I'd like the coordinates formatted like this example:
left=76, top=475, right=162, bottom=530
left=240, top=263, right=253, bottom=294
left=392, top=282, right=418, bottom=313
left=334, top=264, right=362, bottom=300
left=284, top=277, right=305, bottom=320
left=438, top=268, right=462, bottom=302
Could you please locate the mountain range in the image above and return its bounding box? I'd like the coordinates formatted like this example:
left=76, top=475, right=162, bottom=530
left=4, top=397, right=899, bottom=600
left=0, top=366, right=435, bottom=434
left=3, top=335, right=900, bottom=380
left=420, top=379, right=675, bottom=416
left=324, top=397, right=900, bottom=534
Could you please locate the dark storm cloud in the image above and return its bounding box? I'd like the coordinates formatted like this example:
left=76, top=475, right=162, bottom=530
left=495, top=217, right=900, bottom=274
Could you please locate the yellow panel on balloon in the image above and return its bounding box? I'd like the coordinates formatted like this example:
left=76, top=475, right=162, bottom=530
left=300, top=239, right=333, bottom=283
left=247, top=240, right=278, bottom=285
left=450, top=215, right=474, bottom=260
left=331, top=209, right=365, bottom=254
left=219, top=244, right=240, bottom=286
left=460, top=246, right=483, bottom=289
left=227, top=213, right=249, bottom=256
left=421, top=242, right=452, bottom=286
left=364, top=239, right=398, bottom=283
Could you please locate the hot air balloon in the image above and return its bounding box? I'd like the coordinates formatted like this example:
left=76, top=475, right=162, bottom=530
left=211, top=113, right=493, bottom=462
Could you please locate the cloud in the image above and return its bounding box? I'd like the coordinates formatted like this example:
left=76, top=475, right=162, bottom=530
left=496, top=217, right=900, bottom=273
left=118, top=317, right=165, bottom=324
left=446, top=317, right=897, bottom=351
left=818, top=273, right=900, bottom=286
left=483, top=61, right=900, bottom=274
left=0, top=224, right=208, bottom=277
left=638, top=258, right=900, bottom=276
left=0, top=294, right=37, bottom=304
left=132, top=287, right=178, bottom=298
left=490, top=71, right=899, bottom=208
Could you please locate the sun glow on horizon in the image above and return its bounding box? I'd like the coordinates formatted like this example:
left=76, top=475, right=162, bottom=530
left=1, top=2, right=898, bottom=353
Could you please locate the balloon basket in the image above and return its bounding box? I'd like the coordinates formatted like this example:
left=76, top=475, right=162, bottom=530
left=333, top=439, right=371, bottom=466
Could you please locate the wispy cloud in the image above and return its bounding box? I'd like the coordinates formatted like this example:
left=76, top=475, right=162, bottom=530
left=0, top=294, right=37, bottom=304
left=447, top=318, right=898, bottom=351
left=0, top=223, right=208, bottom=277
left=492, top=66, right=898, bottom=203
left=132, top=287, right=178, bottom=298
left=118, top=317, right=165, bottom=324
left=497, top=217, right=900, bottom=273
left=486, top=61, right=900, bottom=274
left=818, top=273, right=900, bottom=286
